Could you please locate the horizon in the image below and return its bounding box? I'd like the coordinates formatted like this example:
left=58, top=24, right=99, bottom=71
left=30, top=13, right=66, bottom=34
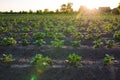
left=0, top=0, right=120, bottom=12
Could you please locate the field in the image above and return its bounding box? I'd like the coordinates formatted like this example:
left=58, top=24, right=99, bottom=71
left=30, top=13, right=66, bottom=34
left=0, top=14, right=120, bottom=80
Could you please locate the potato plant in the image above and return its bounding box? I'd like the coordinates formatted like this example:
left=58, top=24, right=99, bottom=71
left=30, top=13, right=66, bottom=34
left=33, top=32, right=45, bottom=40
left=105, top=40, right=118, bottom=48
left=0, top=14, right=120, bottom=49
left=1, top=37, right=17, bottom=46
left=34, top=39, right=46, bottom=46
left=31, top=54, right=52, bottom=68
left=1, top=54, right=14, bottom=63
left=104, top=54, right=115, bottom=65
left=113, top=31, right=120, bottom=40
left=19, top=39, right=29, bottom=46
left=85, top=34, right=93, bottom=40
left=93, top=39, right=103, bottom=48
left=71, top=40, right=81, bottom=47
left=51, top=39, right=64, bottom=48
left=67, top=53, right=82, bottom=66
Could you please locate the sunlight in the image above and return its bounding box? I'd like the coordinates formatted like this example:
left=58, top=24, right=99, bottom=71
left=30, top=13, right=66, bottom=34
left=85, top=4, right=98, bottom=9
left=82, top=0, right=99, bottom=9
left=0, top=0, right=119, bottom=11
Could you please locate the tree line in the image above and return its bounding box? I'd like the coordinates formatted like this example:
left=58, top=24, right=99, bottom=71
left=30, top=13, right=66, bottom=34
left=0, top=2, right=120, bottom=15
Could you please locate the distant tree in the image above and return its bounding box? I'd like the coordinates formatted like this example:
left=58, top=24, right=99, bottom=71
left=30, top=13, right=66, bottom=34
left=36, top=10, right=42, bottom=14
left=66, top=2, right=73, bottom=13
left=29, top=10, right=33, bottom=14
left=49, top=11, right=54, bottom=14
left=60, top=2, right=73, bottom=13
left=99, top=7, right=111, bottom=14
left=10, top=10, right=13, bottom=13
left=44, top=8, right=49, bottom=13
left=60, top=4, right=67, bottom=13
left=56, top=9, right=59, bottom=13
left=21, top=11, right=28, bottom=14
left=112, top=8, right=119, bottom=14
left=117, top=3, right=120, bottom=13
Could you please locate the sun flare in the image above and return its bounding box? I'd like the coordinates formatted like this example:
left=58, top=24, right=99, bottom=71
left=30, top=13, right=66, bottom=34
left=81, top=1, right=99, bottom=9
left=85, top=4, right=98, bottom=9
left=0, top=0, right=119, bottom=11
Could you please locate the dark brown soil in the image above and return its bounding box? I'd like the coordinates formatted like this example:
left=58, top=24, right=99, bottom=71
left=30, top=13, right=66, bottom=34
left=0, top=45, right=120, bottom=80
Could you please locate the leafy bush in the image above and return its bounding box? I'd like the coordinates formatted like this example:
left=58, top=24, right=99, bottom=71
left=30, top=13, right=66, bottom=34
left=1, top=37, right=17, bottom=46
left=19, top=39, right=29, bottom=46
left=67, top=53, right=82, bottom=66
left=104, top=54, right=115, bottom=65
left=113, top=31, right=120, bottom=40
left=1, top=54, right=14, bottom=63
left=33, top=32, right=45, bottom=40
left=51, top=39, right=64, bottom=48
left=34, top=39, right=46, bottom=46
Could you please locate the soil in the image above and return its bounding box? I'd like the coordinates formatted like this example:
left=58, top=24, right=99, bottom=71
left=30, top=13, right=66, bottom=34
left=0, top=14, right=120, bottom=80
left=0, top=45, right=120, bottom=80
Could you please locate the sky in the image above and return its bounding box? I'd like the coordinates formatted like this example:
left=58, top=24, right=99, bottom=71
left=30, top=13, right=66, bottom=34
left=0, top=0, right=120, bottom=12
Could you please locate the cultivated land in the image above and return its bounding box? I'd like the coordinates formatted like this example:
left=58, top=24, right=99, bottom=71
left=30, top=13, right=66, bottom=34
left=0, top=14, right=120, bottom=80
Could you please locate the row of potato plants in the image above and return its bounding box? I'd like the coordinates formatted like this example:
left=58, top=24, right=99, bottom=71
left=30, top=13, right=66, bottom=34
left=0, top=14, right=120, bottom=47
left=0, top=36, right=119, bottom=48
left=0, top=53, right=117, bottom=68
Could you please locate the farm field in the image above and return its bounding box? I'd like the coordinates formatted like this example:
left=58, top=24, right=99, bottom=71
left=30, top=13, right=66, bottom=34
left=0, top=14, right=120, bottom=80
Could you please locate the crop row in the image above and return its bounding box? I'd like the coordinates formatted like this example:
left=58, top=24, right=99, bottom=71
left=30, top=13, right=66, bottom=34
left=0, top=53, right=117, bottom=67
left=0, top=14, right=120, bottom=48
